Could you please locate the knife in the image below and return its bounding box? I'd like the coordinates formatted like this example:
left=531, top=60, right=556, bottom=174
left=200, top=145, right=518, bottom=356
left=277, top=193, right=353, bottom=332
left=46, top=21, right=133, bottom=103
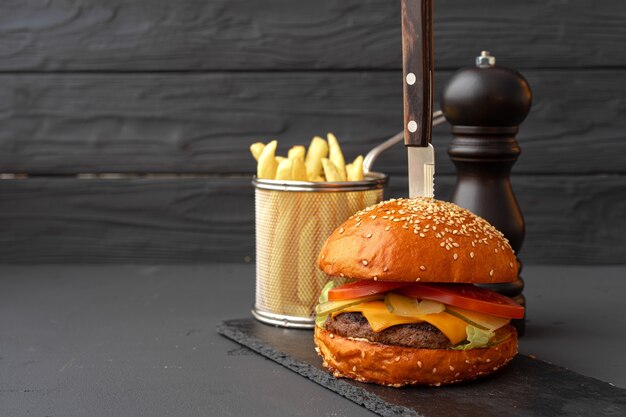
left=401, top=0, right=434, bottom=198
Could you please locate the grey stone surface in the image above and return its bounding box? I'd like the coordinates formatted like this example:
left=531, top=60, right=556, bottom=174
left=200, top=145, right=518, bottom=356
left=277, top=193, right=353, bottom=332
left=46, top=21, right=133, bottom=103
left=1, top=264, right=625, bottom=416
left=219, top=319, right=626, bottom=417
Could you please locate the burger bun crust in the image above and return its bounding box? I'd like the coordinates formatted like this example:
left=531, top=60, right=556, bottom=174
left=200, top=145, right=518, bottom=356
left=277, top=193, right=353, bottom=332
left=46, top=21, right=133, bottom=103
left=318, top=198, right=518, bottom=284
left=314, top=324, right=518, bottom=387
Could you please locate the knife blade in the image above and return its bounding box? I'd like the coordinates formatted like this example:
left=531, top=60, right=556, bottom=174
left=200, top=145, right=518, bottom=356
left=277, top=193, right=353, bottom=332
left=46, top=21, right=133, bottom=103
left=401, top=0, right=434, bottom=198
left=407, top=144, right=434, bottom=198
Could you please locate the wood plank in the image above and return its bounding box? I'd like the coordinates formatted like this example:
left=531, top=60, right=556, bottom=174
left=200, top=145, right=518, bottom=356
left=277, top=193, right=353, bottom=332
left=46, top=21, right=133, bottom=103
left=0, top=175, right=623, bottom=264
left=0, top=70, right=623, bottom=175
left=0, top=0, right=624, bottom=71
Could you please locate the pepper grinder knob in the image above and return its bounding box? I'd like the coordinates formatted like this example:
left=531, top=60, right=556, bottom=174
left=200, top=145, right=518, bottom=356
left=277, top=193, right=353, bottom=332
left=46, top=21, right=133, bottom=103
left=441, top=52, right=532, bottom=335
left=442, top=51, right=531, bottom=131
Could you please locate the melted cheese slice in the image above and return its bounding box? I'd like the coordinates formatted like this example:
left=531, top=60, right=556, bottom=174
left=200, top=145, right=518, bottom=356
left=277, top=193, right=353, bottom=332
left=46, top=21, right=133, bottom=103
left=335, top=301, right=425, bottom=331
left=335, top=301, right=468, bottom=344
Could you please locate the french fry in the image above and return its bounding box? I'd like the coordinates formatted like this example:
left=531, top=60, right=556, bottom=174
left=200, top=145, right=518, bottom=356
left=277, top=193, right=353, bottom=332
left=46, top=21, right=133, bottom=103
left=275, top=158, right=293, bottom=180
left=347, top=155, right=365, bottom=218
left=321, top=158, right=343, bottom=182
left=327, top=133, right=346, bottom=181
left=250, top=142, right=265, bottom=161
left=257, top=140, right=278, bottom=179
left=268, top=192, right=298, bottom=314
left=305, top=136, right=328, bottom=180
left=297, top=205, right=317, bottom=306
left=252, top=136, right=364, bottom=183
left=347, top=155, right=364, bottom=181
left=288, top=145, right=306, bottom=160
left=291, top=157, right=308, bottom=181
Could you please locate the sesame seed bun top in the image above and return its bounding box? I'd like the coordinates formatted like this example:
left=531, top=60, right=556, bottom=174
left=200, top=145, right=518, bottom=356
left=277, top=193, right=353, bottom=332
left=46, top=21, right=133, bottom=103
left=317, top=197, right=518, bottom=283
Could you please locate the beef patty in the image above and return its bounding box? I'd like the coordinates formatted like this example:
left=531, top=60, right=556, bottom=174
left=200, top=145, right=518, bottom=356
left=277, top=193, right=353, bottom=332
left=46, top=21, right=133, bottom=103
left=325, top=312, right=453, bottom=349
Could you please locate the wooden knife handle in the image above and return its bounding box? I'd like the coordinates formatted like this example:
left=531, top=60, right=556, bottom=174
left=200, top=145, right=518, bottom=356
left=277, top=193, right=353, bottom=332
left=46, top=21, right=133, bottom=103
left=402, top=0, right=433, bottom=147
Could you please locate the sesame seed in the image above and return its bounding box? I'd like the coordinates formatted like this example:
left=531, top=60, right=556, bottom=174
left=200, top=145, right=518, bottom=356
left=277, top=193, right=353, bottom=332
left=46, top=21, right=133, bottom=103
left=365, top=233, right=372, bottom=238
left=340, top=273, right=344, bottom=277
left=449, top=366, right=455, bottom=371
left=370, top=215, right=377, bottom=220
left=453, top=253, right=458, bottom=260
left=420, top=265, right=426, bottom=271
left=356, top=222, right=361, bottom=227
left=419, top=233, right=425, bottom=238
left=321, top=254, right=325, bottom=259
left=489, top=269, right=494, bottom=277
left=373, top=276, right=378, bottom=281
left=455, top=372, right=461, bottom=377
left=510, top=262, right=514, bottom=268
left=415, top=277, right=421, bottom=282
left=339, top=228, right=344, bottom=234
left=452, top=242, right=460, bottom=248
left=493, top=367, right=498, bottom=371
left=383, top=267, right=388, bottom=272
left=417, top=361, right=422, bottom=368
left=352, top=366, right=357, bottom=371
left=329, top=334, right=334, bottom=339
left=432, top=368, right=437, bottom=374
left=362, top=260, right=368, bottom=266
left=470, top=252, right=475, bottom=258
left=385, top=226, right=391, bottom=231
left=486, top=358, right=492, bottom=363
left=495, top=248, right=498, bottom=253
left=465, top=360, right=470, bottom=364
left=440, top=242, right=445, bottom=247
left=393, top=218, right=400, bottom=222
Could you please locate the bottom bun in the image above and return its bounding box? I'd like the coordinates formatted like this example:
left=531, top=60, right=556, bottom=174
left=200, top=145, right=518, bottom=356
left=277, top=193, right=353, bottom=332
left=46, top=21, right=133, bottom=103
left=314, top=324, right=517, bottom=387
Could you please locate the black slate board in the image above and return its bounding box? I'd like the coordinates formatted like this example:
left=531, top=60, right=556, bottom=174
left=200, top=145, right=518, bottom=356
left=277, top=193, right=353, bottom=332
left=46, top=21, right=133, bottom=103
left=217, top=318, right=626, bottom=417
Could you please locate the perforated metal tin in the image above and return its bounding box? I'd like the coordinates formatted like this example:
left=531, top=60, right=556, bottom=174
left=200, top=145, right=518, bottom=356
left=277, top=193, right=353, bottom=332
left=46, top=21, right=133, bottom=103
left=252, top=173, right=388, bottom=328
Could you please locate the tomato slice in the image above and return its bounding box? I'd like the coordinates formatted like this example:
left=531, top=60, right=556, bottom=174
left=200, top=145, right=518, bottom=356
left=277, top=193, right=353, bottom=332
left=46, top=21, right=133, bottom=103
left=398, top=284, right=525, bottom=319
left=327, top=280, right=410, bottom=301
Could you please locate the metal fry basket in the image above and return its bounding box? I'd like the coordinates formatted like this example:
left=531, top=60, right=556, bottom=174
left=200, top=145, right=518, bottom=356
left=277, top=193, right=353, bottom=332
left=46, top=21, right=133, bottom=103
left=252, top=173, right=388, bottom=328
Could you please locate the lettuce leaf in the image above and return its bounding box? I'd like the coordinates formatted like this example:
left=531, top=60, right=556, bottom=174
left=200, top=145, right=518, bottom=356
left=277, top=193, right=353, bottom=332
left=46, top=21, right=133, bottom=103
left=319, top=281, right=336, bottom=303
left=316, top=281, right=336, bottom=328
left=315, top=312, right=329, bottom=328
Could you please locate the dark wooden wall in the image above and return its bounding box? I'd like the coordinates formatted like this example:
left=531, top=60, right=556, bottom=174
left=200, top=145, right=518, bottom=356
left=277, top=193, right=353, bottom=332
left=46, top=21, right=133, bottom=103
left=0, top=0, right=624, bottom=264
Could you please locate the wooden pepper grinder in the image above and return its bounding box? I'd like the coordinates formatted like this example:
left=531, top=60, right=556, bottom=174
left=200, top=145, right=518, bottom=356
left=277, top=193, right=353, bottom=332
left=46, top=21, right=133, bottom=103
left=441, top=51, right=532, bottom=335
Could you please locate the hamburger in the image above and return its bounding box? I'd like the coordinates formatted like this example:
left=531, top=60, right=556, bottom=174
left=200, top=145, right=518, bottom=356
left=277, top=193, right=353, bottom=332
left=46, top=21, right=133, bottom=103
left=313, top=197, right=524, bottom=387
